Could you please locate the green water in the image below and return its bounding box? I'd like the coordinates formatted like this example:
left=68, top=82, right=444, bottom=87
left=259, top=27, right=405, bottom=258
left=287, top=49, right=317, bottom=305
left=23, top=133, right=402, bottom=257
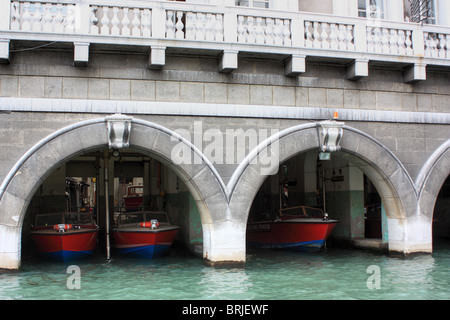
left=1, top=241, right=449, bottom=301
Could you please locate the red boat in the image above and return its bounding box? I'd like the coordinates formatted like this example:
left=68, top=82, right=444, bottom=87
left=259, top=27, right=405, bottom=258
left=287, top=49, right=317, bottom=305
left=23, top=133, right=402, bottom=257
left=30, top=210, right=99, bottom=262
left=112, top=211, right=179, bottom=258
left=123, top=185, right=143, bottom=211
left=247, top=206, right=338, bottom=252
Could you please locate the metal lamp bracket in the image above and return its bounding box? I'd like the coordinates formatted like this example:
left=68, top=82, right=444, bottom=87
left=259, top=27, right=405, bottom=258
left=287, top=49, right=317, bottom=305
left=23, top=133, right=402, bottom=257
left=106, top=114, right=132, bottom=150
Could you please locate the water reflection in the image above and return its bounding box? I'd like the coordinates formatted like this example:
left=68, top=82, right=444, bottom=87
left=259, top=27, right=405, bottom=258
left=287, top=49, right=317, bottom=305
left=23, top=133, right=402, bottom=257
left=1, top=244, right=449, bottom=300
left=0, top=274, right=23, bottom=299
left=199, top=267, right=254, bottom=300
left=381, top=255, right=438, bottom=299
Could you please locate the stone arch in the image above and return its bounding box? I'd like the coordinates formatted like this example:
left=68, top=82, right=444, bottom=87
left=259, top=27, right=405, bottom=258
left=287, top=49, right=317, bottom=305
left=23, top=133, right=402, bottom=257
left=416, top=139, right=450, bottom=233
left=0, top=115, right=227, bottom=269
left=229, top=122, right=421, bottom=255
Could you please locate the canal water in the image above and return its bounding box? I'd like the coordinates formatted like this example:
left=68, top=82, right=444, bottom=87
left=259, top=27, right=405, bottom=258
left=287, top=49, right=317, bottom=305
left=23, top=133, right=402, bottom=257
left=1, top=240, right=449, bottom=301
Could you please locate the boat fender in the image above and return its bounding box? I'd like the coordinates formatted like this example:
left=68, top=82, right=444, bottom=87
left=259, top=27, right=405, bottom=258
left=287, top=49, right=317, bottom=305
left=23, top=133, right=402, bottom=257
left=53, top=224, right=73, bottom=232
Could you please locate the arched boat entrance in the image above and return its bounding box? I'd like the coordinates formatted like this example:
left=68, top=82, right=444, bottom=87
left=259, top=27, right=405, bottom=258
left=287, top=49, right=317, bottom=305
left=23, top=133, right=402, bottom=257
left=20, top=148, right=204, bottom=262
left=230, top=123, right=422, bottom=256
left=246, top=150, right=388, bottom=253
left=0, top=115, right=224, bottom=269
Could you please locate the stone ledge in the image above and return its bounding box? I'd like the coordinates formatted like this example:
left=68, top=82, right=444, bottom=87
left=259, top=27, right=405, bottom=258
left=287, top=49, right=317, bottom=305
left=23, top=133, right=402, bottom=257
left=1, top=97, right=450, bottom=124
left=352, top=238, right=388, bottom=253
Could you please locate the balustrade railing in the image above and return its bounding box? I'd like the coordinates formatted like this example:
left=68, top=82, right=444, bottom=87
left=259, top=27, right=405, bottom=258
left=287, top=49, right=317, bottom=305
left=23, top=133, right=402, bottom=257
left=237, top=14, right=291, bottom=46
left=165, top=10, right=224, bottom=41
left=4, top=0, right=450, bottom=63
left=366, top=26, right=414, bottom=55
left=90, top=5, right=151, bottom=37
left=424, top=31, right=449, bottom=58
left=304, top=21, right=354, bottom=51
left=10, top=1, right=76, bottom=33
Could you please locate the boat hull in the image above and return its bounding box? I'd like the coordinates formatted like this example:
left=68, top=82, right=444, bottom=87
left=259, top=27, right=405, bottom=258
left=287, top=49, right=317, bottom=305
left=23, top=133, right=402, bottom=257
left=112, top=226, right=179, bottom=259
left=31, top=229, right=99, bottom=262
left=247, top=218, right=337, bottom=252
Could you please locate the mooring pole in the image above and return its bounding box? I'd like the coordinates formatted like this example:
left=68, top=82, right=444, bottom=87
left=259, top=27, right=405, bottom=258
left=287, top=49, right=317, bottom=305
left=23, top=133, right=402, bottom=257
left=104, top=149, right=111, bottom=262
left=322, top=168, right=327, bottom=213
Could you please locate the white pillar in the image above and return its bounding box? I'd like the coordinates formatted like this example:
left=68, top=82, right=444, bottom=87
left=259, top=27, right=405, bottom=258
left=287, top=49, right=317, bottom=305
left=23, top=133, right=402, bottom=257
left=152, top=6, right=166, bottom=39
left=0, top=0, right=12, bottom=63
left=334, top=0, right=358, bottom=17
left=385, top=0, right=404, bottom=22
left=202, top=220, right=246, bottom=266
left=0, top=225, right=21, bottom=270
left=0, top=0, right=11, bottom=31
left=271, top=0, right=299, bottom=11
left=437, top=0, right=450, bottom=26
left=0, top=39, right=9, bottom=63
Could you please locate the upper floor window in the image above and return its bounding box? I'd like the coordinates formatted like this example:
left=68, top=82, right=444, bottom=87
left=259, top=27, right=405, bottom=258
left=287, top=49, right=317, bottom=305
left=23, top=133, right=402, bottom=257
left=358, top=0, right=386, bottom=19
left=406, top=0, right=436, bottom=24
left=235, top=0, right=270, bottom=9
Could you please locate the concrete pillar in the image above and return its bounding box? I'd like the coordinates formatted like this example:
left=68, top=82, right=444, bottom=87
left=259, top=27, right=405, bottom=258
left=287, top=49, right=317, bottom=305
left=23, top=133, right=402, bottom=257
left=381, top=203, right=389, bottom=243
left=325, top=158, right=365, bottom=243
left=272, top=0, right=299, bottom=11
left=333, top=0, right=357, bottom=17
left=437, top=0, right=450, bottom=26
left=0, top=39, right=9, bottom=63
left=303, top=152, right=318, bottom=206
left=385, top=0, right=404, bottom=22
left=0, top=0, right=11, bottom=31
left=202, top=219, right=246, bottom=267
left=223, top=11, right=237, bottom=42
left=0, top=225, right=21, bottom=270
left=387, top=215, right=432, bottom=255
left=151, top=6, right=166, bottom=38
left=143, top=161, right=151, bottom=208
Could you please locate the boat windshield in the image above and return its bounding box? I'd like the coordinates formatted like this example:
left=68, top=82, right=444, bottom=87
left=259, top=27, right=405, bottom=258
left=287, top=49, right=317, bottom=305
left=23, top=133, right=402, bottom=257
left=125, top=186, right=143, bottom=197
left=115, top=211, right=170, bottom=228
left=33, top=211, right=94, bottom=227
left=279, top=206, right=324, bottom=218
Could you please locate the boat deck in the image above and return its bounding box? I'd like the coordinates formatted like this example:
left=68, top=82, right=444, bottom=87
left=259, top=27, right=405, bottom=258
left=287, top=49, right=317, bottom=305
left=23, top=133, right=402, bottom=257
left=250, top=218, right=338, bottom=224
left=30, top=228, right=98, bottom=235
left=278, top=218, right=339, bottom=224
left=113, top=225, right=180, bottom=233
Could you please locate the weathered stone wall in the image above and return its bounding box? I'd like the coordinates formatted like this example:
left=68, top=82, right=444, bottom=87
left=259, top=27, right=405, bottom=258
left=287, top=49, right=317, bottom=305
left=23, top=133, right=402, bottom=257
left=1, top=50, right=449, bottom=112
left=1, top=111, right=448, bottom=189
left=0, top=48, right=449, bottom=269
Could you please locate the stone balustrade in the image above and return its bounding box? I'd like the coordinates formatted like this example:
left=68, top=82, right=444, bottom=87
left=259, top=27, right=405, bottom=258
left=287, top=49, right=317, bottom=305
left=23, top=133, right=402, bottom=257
left=304, top=21, right=354, bottom=51
left=1, top=0, right=449, bottom=79
left=424, top=31, right=450, bottom=58
left=366, top=26, right=414, bottom=55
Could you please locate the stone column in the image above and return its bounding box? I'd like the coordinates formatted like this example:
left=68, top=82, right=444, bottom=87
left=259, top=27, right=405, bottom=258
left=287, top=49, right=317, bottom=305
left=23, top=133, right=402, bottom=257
left=324, top=158, right=365, bottom=243
left=0, top=225, right=21, bottom=270
left=0, top=0, right=10, bottom=63
left=438, top=0, right=450, bottom=26
left=385, top=0, right=404, bottom=22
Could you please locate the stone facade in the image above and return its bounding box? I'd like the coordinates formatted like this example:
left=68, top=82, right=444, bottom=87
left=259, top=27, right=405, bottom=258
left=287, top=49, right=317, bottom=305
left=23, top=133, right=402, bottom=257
left=0, top=0, right=449, bottom=269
